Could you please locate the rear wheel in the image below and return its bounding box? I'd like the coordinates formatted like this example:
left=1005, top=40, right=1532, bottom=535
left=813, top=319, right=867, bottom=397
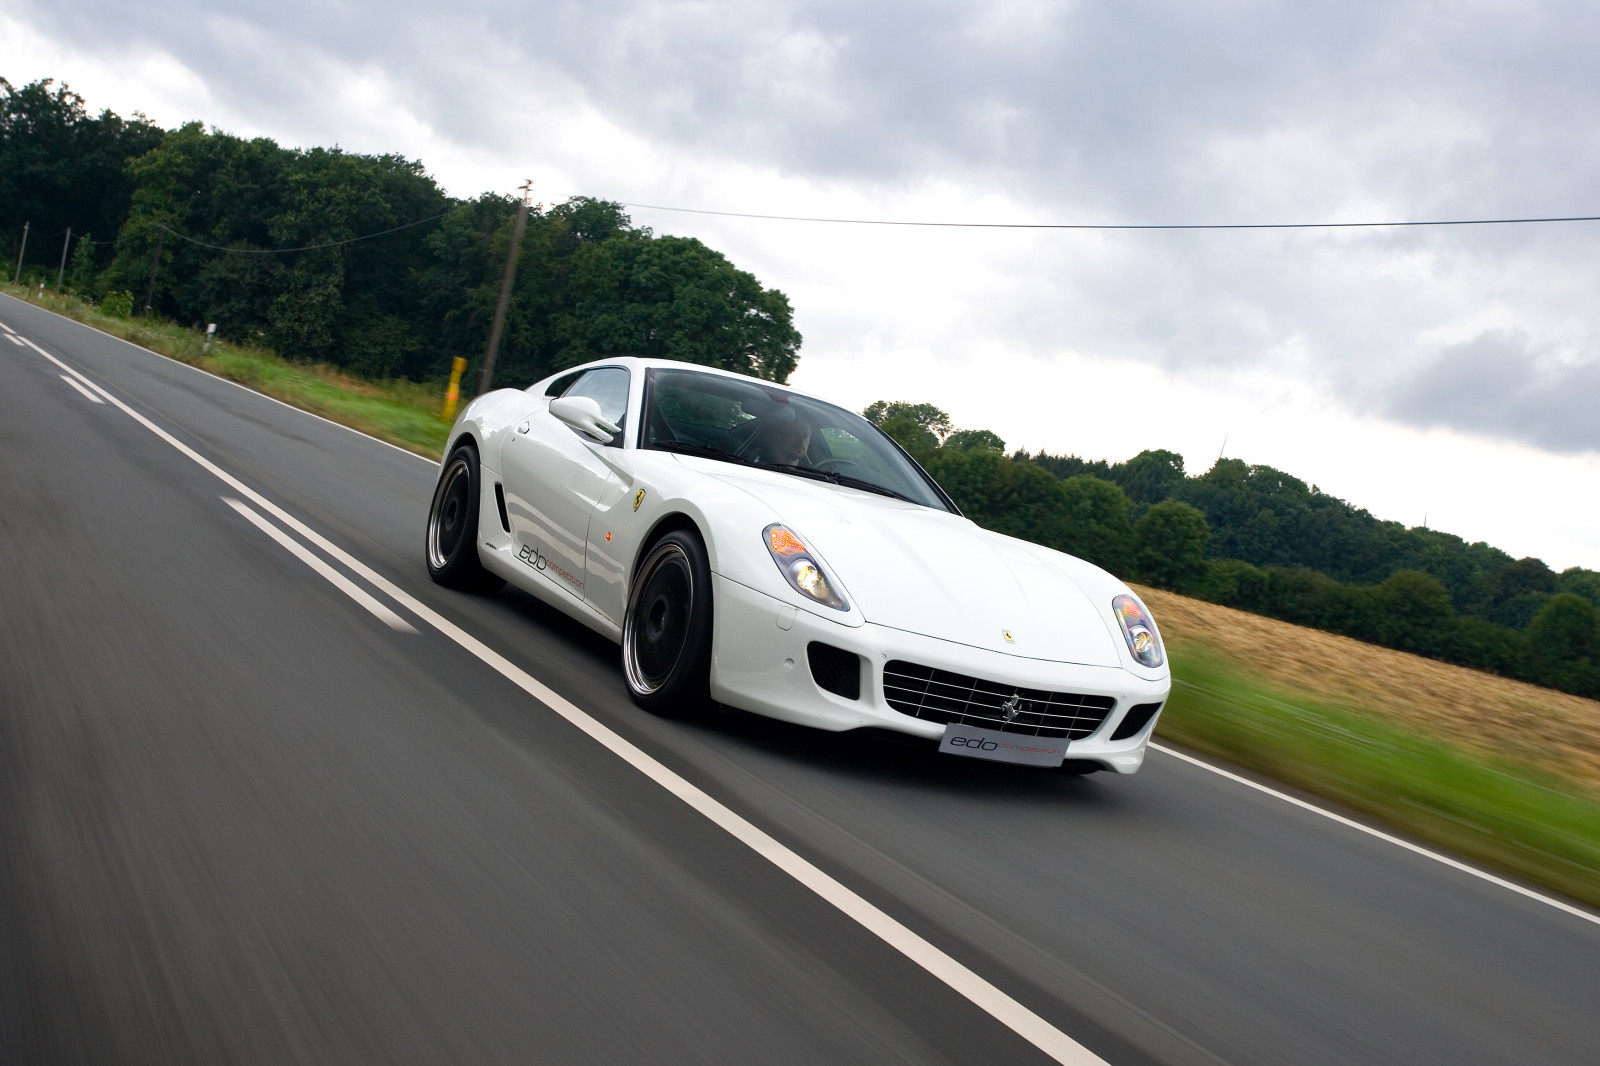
left=623, top=531, right=713, bottom=715
left=426, top=443, right=503, bottom=593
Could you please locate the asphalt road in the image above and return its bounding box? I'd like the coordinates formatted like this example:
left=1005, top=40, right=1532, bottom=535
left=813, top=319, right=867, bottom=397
left=3, top=293, right=1597, bottom=1066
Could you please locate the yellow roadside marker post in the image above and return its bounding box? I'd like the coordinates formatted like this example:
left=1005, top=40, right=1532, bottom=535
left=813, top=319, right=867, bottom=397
left=442, top=356, right=468, bottom=421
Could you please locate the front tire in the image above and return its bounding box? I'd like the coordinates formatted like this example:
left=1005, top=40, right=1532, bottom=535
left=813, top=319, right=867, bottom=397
left=426, top=443, right=503, bottom=593
left=623, top=531, right=713, bottom=715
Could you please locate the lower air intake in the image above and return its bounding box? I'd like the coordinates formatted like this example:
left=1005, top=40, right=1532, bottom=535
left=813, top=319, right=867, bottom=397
left=1110, top=701, right=1163, bottom=740
left=807, top=642, right=861, bottom=700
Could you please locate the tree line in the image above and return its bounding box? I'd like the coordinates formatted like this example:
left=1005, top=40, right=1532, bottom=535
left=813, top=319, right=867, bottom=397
left=1, top=77, right=801, bottom=386
left=866, top=402, right=1600, bottom=701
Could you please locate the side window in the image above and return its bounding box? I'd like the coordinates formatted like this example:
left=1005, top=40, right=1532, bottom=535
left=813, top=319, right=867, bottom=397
left=544, top=370, right=585, bottom=397
left=561, top=367, right=631, bottom=447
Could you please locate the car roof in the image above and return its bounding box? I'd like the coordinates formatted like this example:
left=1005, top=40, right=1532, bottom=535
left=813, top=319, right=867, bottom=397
left=545, top=356, right=810, bottom=398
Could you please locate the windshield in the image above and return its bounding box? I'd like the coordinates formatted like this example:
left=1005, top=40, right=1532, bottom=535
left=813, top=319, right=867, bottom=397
left=640, top=368, right=955, bottom=512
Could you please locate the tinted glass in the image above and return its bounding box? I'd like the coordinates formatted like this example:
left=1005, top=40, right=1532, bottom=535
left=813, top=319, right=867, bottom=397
left=562, top=367, right=630, bottom=446
left=642, top=368, right=953, bottom=511
left=544, top=369, right=585, bottom=397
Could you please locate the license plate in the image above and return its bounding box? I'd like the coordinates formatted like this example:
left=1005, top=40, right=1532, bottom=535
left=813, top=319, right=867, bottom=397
left=939, top=724, right=1067, bottom=767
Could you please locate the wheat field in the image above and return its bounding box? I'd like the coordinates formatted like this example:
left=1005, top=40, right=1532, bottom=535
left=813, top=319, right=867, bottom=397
left=1135, top=584, right=1600, bottom=794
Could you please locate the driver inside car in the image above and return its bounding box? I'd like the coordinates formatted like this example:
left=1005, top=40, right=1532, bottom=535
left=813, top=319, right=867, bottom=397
left=752, top=414, right=812, bottom=467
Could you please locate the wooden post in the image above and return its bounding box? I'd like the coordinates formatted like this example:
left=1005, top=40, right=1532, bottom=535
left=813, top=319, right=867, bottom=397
left=56, top=227, right=72, bottom=291
left=12, top=222, right=27, bottom=284
left=477, top=180, right=533, bottom=395
left=142, top=225, right=165, bottom=315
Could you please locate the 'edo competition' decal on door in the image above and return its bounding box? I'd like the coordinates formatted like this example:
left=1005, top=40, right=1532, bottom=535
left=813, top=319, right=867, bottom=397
left=518, top=541, right=583, bottom=590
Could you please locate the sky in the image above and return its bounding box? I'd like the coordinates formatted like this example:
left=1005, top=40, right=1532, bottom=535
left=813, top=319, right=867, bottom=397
left=5, top=0, right=1599, bottom=570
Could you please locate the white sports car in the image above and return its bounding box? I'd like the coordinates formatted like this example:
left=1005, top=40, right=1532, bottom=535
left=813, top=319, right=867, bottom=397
left=427, top=358, right=1171, bottom=773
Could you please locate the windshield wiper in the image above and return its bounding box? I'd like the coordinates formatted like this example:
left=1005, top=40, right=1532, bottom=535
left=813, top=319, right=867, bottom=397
left=760, top=464, right=921, bottom=505
left=826, top=472, right=921, bottom=504
left=650, top=440, right=752, bottom=466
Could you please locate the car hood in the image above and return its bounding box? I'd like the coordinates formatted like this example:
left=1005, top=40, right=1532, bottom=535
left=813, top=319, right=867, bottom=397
left=706, top=468, right=1123, bottom=667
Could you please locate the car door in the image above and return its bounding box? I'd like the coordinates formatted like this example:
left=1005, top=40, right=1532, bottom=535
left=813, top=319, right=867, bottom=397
left=499, top=366, right=630, bottom=602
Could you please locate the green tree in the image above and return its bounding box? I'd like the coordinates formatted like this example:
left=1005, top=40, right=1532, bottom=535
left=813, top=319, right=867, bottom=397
left=1112, top=448, right=1186, bottom=503
left=1133, top=500, right=1211, bottom=588
left=0, top=78, right=163, bottom=271
left=878, top=414, right=941, bottom=459
left=1374, top=570, right=1455, bottom=653
left=944, top=428, right=1006, bottom=452
left=65, top=232, right=99, bottom=296
left=1525, top=593, right=1597, bottom=664
left=862, top=401, right=953, bottom=440
left=558, top=233, right=799, bottom=381
left=1046, top=476, right=1133, bottom=573
left=1554, top=568, right=1600, bottom=609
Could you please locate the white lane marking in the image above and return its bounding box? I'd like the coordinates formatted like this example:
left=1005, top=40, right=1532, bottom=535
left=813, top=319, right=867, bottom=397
left=5, top=333, right=24, bottom=345
left=1150, top=743, right=1600, bottom=927
left=0, top=293, right=434, bottom=466
left=222, top=498, right=416, bottom=633
left=60, top=374, right=105, bottom=403
left=0, top=319, right=16, bottom=333
left=21, top=330, right=1108, bottom=1066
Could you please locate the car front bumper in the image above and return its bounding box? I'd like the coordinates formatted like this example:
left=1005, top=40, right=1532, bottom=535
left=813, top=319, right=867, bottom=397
left=709, top=575, right=1171, bottom=773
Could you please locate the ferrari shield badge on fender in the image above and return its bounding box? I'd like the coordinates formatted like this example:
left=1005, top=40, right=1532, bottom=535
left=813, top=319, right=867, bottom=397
left=1002, top=629, right=1015, bottom=643
left=633, top=489, right=646, bottom=512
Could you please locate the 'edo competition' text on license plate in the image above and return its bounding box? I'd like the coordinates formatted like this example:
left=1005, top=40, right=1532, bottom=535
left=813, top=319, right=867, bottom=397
left=938, top=724, right=1067, bottom=767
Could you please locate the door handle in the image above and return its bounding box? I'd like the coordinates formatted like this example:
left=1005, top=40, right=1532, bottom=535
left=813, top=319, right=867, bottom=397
left=516, top=420, right=531, bottom=434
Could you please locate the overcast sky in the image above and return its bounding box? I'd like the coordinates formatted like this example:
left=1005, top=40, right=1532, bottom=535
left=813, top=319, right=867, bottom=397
left=5, top=0, right=1600, bottom=569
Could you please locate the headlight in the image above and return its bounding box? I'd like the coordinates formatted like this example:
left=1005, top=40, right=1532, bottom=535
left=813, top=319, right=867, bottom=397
left=1112, top=594, right=1164, bottom=667
left=763, top=524, right=848, bottom=610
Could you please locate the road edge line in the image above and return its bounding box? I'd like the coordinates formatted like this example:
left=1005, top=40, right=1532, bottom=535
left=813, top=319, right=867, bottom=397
left=0, top=293, right=438, bottom=466
left=1149, top=742, right=1600, bottom=927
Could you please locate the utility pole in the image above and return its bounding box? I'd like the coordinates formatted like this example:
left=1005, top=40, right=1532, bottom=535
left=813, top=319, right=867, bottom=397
left=142, top=224, right=165, bottom=316
left=12, top=222, right=27, bottom=284
left=477, top=179, right=533, bottom=396
left=56, top=227, right=72, bottom=292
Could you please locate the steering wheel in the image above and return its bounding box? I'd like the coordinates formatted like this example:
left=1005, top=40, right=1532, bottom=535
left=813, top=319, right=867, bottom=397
left=813, top=456, right=865, bottom=475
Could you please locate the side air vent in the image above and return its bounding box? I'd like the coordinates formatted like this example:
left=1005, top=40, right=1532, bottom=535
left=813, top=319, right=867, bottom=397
left=494, top=483, right=511, bottom=533
left=1110, top=702, right=1163, bottom=741
left=807, top=642, right=861, bottom=700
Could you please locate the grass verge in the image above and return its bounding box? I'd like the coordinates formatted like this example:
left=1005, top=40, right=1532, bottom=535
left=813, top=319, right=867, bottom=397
left=1, top=284, right=451, bottom=459
left=1158, top=640, right=1600, bottom=910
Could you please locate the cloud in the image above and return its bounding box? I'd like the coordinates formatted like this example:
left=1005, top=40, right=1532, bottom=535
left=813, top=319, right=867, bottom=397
left=1388, top=331, right=1600, bottom=455
left=8, top=0, right=1600, bottom=464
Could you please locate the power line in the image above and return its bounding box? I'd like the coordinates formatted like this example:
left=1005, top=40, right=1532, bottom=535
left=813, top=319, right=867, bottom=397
left=618, top=201, right=1600, bottom=231
left=159, top=213, right=448, bottom=253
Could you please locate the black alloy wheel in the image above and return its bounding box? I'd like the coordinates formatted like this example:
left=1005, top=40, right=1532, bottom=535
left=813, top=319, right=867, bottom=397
left=425, top=443, right=503, bottom=592
left=623, top=530, right=713, bottom=715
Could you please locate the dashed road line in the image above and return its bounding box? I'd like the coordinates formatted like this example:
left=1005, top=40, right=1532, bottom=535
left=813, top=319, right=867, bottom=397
left=60, top=373, right=105, bottom=402
left=223, top=497, right=417, bottom=633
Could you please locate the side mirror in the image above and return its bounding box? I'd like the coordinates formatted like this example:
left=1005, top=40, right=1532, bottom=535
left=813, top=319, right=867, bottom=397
left=549, top=395, right=621, bottom=443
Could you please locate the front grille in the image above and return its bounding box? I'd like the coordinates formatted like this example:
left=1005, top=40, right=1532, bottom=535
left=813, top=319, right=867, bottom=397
left=808, top=642, right=861, bottom=700
left=883, top=660, right=1115, bottom=740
